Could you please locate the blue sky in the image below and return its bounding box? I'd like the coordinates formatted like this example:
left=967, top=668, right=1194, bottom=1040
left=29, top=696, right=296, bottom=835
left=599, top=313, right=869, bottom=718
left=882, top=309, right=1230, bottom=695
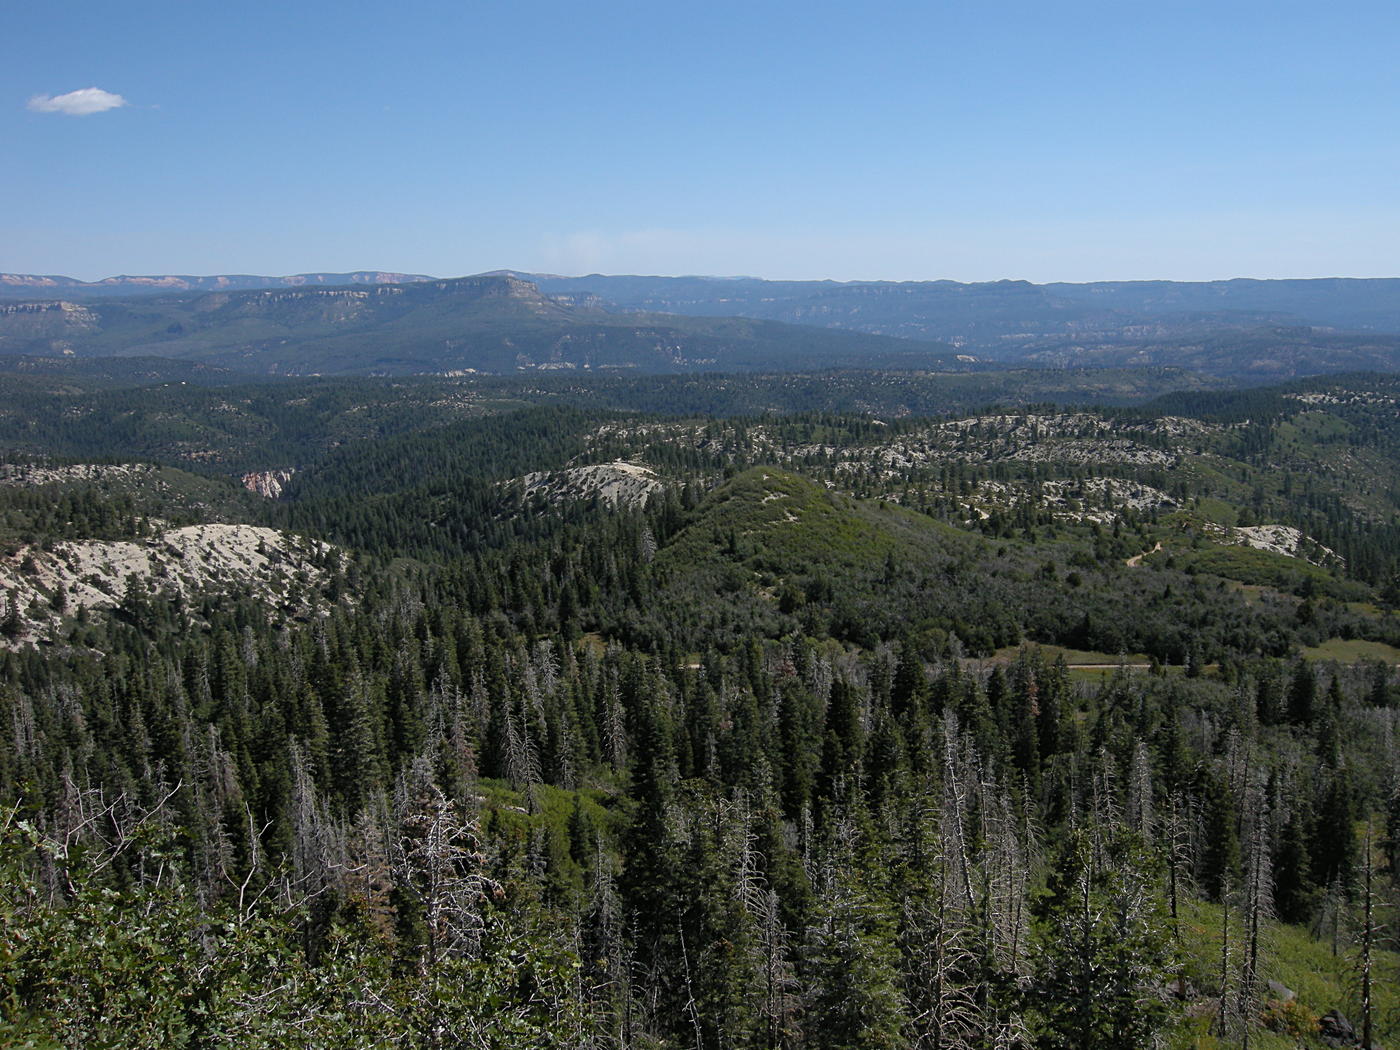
left=5, top=0, right=1399, bottom=282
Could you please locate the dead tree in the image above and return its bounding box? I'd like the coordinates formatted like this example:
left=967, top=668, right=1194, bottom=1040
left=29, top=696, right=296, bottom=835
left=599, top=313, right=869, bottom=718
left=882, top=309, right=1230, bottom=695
left=1238, top=808, right=1274, bottom=1049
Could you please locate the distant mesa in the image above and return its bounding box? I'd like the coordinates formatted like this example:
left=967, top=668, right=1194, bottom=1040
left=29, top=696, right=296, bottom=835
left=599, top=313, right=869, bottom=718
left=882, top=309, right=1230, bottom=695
left=0, top=271, right=436, bottom=299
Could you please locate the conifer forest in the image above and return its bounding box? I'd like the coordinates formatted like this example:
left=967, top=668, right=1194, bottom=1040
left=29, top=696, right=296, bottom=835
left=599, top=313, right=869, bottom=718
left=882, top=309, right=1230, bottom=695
left=1, top=366, right=1398, bottom=1049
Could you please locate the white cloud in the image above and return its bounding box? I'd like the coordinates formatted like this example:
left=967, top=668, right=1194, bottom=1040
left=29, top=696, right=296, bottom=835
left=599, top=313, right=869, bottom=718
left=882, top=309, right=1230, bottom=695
left=27, top=87, right=127, bottom=116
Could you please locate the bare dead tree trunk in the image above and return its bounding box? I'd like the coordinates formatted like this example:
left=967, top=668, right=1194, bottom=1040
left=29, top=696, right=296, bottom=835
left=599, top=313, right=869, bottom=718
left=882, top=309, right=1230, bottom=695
left=1360, top=821, right=1375, bottom=1050
left=1217, top=868, right=1233, bottom=1040
left=1239, top=815, right=1274, bottom=1050
left=677, top=924, right=704, bottom=1050
left=1166, top=792, right=1193, bottom=1001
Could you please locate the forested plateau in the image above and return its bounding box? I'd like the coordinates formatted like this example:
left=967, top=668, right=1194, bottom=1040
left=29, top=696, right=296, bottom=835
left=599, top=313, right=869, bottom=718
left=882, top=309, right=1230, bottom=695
left=1, top=366, right=1398, bottom=1049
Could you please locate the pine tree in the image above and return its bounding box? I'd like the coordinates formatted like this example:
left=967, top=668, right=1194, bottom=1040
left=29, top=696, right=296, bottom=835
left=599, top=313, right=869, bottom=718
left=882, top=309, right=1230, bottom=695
left=1288, top=661, right=1317, bottom=726
left=1312, top=772, right=1357, bottom=892
left=1200, top=771, right=1241, bottom=902
left=802, top=815, right=907, bottom=1050
left=1274, top=802, right=1316, bottom=924
left=1028, top=828, right=1173, bottom=1050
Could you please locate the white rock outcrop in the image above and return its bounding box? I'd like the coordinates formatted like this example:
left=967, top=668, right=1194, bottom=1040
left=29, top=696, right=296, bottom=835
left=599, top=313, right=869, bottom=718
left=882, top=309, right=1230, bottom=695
left=517, top=461, right=663, bottom=509
left=0, top=524, right=337, bottom=644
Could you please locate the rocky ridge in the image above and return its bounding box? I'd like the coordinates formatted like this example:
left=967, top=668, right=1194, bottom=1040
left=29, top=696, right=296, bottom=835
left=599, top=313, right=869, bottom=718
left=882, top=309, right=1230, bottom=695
left=517, top=461, right=663, bottom=509
left=0, top=523, right=338, bottom=645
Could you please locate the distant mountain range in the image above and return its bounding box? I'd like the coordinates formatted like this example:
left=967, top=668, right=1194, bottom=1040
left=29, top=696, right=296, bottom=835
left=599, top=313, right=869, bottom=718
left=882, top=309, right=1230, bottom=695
left=6, top=268, right=1400, bottom=379
left=0, top=271, right=435, bottom=299
left=0, top=274, right=963, bottom=377
left=12, top=269, right=1400, bottom=331
left=521, top=272, right=1400, bottom=342
left=518, top=274, right=1400, bottom=379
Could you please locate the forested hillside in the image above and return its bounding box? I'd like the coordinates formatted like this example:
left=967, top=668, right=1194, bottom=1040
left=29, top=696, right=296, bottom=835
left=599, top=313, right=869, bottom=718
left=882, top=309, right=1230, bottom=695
left=1, top=368, right=1398, bottom=1049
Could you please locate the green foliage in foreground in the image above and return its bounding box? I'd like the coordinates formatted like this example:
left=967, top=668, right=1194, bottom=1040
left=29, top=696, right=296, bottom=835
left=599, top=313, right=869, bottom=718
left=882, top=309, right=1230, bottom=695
left=0, top=806, right=586, bottom=1050
left=1028, top=830, right=1175, bottom=1050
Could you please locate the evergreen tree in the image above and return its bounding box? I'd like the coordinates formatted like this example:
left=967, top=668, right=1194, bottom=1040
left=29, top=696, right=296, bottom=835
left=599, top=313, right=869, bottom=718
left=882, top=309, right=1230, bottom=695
left=1200, top=772, right=1241, bottom=902
left=1273, top=802, right=1317, bottom=924
left=802, top=820, right=907, bottom=1050
left=1028, top=829, right=1174, bottom=1050
left=1287, top=661, right=1317, bottom=726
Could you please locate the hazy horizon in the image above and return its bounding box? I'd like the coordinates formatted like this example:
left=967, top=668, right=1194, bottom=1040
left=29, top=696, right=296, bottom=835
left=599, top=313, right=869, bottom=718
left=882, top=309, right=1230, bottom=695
left=9, top=267, right=1400, bottom=287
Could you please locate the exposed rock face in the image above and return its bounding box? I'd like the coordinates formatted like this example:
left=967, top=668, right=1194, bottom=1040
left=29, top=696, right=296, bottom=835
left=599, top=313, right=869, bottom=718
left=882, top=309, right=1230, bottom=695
left=0, top=524, right=337, bottom=646
left=968, top=476, right=1178, bottom=526
left=517, top=461, right=663, bottom=509
left=242, top=469, right=296, bottom=499
left=591, top=413, right=1192, bottom=474
left=0, top=463, right=153, bottom=487
left=1232, top=524, right=1342, bottom=567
